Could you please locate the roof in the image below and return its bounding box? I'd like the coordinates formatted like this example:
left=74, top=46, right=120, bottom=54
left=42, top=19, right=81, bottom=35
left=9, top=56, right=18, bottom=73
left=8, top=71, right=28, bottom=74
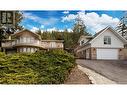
left=12, top=29, right=41, bottom=40
left=89, top=26, right=127, bottom=44
left=78, top=35, right=93, bottom=43
left=76, top=26, right=127, bottom=50
left=93, top=27, right=107, bottom=38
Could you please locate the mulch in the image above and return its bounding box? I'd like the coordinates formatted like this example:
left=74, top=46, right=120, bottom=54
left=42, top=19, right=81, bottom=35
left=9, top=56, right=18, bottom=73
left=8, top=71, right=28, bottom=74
left=64, top=66, right=92, bottom=84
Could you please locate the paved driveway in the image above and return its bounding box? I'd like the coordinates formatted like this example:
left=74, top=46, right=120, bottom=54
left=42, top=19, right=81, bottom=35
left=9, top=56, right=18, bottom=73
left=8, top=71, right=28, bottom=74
left=76, top=59, right=127, bottom=84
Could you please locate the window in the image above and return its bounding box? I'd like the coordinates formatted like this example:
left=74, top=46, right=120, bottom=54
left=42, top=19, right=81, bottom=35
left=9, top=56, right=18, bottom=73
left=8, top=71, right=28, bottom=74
left=104, top=36, right=111, bottom=45
left=30, top=37, right=34, bottom=43
left=80, top=40, right=84, bottom=45
left=27, top=37, right=31, bottom=43
left=31, top=48, right=34, bottom=53
left=1, top=11, right=13, bottom=24
left=20, top=37, right=23, bottom=43
left=23, top=48, right=27, bottom=52
left=23, top=37, right=27, bottom=43
left=27, top=48, right=30, bottom=52
left=51, top=42, right=56, bottom=48
left=20, top=48, right=23, bottom=52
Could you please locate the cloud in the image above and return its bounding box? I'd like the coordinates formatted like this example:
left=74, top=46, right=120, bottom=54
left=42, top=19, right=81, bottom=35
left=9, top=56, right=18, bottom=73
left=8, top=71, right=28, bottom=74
left=61, top=14, right=77, bottom=22
left=23, top=12, right=58, bottom=26
left=62, top=11, right=69, bottom=14
left=61, top=11, right=119, bottom=33
left=40, top=25, right=44, bottom=29
left=47, top=27, right=57, bottom=32
left=30, top=27, right=39, bottom=32
left=42, top=18, right=58, bottom=26
left=46, top=27, right=72, bottom=32
left=67, top=28, right=72, bottom=32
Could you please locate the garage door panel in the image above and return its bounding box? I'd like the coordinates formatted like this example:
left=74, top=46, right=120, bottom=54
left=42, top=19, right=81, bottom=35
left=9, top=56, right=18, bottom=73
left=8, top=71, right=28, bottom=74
left=97, top=49, right=118, bottom=60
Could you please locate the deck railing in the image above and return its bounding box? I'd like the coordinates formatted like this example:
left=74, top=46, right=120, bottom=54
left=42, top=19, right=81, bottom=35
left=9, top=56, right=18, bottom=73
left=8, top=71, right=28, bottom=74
left=2, top=40, right=63, bottom=49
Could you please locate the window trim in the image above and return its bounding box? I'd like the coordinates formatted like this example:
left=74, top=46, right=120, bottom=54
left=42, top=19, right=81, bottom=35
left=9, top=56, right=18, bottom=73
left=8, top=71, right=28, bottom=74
left=104, top=36, right=111, bottom=45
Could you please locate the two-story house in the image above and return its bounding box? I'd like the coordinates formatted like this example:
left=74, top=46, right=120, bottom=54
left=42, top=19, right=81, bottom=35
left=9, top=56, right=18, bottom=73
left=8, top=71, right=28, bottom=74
left=74, top=26, right=127, bottom=60
left=2, top=29, right=64, bottom=54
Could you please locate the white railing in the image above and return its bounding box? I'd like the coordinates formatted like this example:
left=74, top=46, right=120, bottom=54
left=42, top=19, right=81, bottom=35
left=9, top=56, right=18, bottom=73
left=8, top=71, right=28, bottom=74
left=2, top=40, right=41, bottom=47
left=2, top=40, right=63, bottom=49
left=41, top=42, right=63, bottom=48
left=2, top=41, right=13, bottom=47
left=15, top=40, right=40, bottom=46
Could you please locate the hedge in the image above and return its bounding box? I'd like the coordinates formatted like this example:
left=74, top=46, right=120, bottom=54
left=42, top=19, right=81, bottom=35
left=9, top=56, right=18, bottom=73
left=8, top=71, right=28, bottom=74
left=0, top=50, right=76, bottom=84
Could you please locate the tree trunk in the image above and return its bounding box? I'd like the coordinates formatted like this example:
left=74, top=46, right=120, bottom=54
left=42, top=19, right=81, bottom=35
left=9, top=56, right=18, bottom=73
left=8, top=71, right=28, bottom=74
left=0, top=40, right=2, bottom=52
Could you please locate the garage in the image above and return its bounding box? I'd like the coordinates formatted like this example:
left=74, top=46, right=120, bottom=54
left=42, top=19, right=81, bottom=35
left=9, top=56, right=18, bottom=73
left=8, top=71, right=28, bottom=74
left=97, top=49, right=118, bottom=60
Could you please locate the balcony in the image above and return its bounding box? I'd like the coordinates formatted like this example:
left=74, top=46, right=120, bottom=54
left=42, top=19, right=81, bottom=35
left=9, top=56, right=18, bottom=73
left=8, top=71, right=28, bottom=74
left=14, top=40, right=41, bottom=47
left=2, top=40, right=64, bottom=49
left=41, top=41, right=63, bottom=49
left=2, top=40, right=41, bottom=48
left=2, top=41, right=14, bottom=48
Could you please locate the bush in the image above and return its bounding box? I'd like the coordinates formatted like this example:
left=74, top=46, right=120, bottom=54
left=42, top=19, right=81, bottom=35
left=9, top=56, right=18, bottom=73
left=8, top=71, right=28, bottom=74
left=0, top=50, right=76, bottom=84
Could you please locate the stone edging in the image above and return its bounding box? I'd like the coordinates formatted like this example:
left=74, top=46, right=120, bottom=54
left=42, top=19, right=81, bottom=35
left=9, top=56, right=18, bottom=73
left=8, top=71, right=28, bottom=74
left=78, top=65, right=116, bottom=84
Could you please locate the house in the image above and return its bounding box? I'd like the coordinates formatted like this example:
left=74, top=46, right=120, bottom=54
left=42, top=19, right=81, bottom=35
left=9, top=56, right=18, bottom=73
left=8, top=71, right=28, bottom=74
left=2, top=29, right=64, bottom=54
left=74, top=26, right=127, bottom=60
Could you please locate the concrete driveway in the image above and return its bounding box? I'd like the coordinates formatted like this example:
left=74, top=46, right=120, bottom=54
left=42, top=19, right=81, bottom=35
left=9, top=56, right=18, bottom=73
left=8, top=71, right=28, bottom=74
left=76, top=59, right=127, bottom=84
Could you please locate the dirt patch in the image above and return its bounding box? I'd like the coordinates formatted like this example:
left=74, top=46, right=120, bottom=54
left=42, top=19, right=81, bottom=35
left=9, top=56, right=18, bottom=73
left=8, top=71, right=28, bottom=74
left=64, top=66, right=91, bottom=84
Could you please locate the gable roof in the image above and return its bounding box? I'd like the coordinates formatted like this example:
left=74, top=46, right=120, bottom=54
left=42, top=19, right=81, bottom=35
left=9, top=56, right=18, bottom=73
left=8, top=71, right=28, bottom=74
left=75, top=26, right=127, bottom=51
left=78, top=35, right=93, bottom=43
left=89, top=26, right=127, bottom=44
left=12, top=29, right=41, bottom=40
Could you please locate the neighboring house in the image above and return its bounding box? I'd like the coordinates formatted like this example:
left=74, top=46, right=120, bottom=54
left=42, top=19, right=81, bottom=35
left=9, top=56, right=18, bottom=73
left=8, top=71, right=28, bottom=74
left=74, top=26, right=127, bottom=60
left=2, top=29, right=64, bottom=54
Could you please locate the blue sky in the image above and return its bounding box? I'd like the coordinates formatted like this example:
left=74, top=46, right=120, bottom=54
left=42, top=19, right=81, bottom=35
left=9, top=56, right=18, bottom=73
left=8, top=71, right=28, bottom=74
left=21, top=10, right=126, bottom=34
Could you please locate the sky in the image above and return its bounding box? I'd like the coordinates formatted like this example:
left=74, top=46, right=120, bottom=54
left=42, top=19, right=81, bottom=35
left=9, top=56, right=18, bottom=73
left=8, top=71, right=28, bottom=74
left=21, top=10, right=126, bottom=35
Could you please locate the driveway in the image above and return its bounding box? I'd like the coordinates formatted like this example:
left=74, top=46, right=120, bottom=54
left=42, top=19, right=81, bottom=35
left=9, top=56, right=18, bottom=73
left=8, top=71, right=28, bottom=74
left=76, top=59, right=127, bottom=84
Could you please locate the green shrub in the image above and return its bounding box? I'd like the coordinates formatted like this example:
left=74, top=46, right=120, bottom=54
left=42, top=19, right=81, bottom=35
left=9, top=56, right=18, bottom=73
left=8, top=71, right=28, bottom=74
left=0, top=50, right=76, bottom=84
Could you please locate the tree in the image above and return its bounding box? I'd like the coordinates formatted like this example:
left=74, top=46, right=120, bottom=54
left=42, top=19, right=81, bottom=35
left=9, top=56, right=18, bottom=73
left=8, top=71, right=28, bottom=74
left=116, top=13, right=127, bottom=39
left=63, top=29, right=72, bottom=48
left=71, top=16, right=91, bottom=48
left=0, top=11, right=23, bottom=51
left=15, top=11, right=24, bottom=30
left=52, top=30, right=63, bottom=40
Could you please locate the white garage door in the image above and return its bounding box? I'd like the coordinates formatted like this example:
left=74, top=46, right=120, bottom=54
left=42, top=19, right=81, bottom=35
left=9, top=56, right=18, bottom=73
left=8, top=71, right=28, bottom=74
left=97, top=49, right=118, bottom=60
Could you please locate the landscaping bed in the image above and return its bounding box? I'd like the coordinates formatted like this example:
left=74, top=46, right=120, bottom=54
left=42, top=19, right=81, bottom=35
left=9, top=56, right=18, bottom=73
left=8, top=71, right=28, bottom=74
left=64, top=66, right=91, bottom=84
left=0, top=50, right=76, bottom=84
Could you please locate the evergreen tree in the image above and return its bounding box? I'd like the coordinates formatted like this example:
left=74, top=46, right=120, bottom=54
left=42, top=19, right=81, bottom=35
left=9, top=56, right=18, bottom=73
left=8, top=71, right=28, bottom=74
left=116, top=13, right=127, bottom=39
left=0, top=11, right=23, bottom=51
left=72, top=16, right=91, bottom=48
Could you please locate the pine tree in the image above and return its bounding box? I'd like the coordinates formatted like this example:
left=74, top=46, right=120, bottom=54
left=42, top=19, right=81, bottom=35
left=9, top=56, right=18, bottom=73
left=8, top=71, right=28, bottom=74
left=116, top=13, right=127, bottom=39
left=0, top=11, right=23, bottom=51
left=72, top=15, right=91, bottom=48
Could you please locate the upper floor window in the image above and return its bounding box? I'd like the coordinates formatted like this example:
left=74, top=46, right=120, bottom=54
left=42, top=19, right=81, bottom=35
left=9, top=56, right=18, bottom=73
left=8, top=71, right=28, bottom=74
left=80, top=40, right=84, bottom=45
left=51, top=42, right=56, bottom=48
left=19, top=36, right=36, bottom=43
left=104, top=36, right=111, bottom=45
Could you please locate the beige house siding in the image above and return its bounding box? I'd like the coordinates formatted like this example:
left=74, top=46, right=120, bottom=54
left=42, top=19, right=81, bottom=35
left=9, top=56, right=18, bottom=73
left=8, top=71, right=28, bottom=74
left=2, top=30, right=64, bottom=54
